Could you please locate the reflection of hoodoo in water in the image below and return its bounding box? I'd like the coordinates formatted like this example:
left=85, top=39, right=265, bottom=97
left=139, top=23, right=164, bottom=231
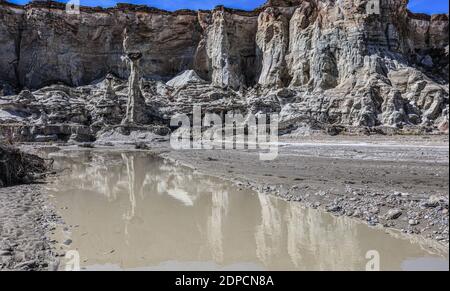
left=207, top=190, right=229, bottom=263
left=255, top=193, right=282, bottom=266
left=121, top=153, right=147, bottom=241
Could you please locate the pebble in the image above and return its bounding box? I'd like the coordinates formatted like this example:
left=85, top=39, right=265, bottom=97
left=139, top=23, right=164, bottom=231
left=423, top=195, right=440, bottom=208
left=409, top=219, right=419, bottom=226
left=0, top=250, right=12, bottom=256
left=385, top=208, right=402, bottom=220
left=327, top=205, right=341, bottom=212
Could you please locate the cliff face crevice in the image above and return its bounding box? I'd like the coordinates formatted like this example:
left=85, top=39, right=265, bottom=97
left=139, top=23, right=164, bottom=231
left=0, top=0, right=448, bottom=132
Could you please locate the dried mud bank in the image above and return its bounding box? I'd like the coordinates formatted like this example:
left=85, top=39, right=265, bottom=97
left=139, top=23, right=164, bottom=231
left=161, top=135, right=450, bottom=247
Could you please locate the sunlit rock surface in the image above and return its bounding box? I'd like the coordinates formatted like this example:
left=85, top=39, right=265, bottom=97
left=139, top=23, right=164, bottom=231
left=0, top=0, right=448, bottom=140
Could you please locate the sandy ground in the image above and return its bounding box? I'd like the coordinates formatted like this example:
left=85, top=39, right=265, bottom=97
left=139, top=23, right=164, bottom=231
left=161, top=135, right=449, bottom=246
left=0, top=184, right=60, bottom=271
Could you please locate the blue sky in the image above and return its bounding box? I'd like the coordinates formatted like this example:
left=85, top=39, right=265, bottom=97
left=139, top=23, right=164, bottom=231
left=7, top=0, right=450, bottom=14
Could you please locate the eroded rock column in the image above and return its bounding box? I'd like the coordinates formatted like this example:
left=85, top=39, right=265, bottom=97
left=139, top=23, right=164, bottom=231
left=256, top=7, right=290, bottom=88
left=121, top=52, right=147, bottom=125
left=206, top=9, right=243, bottom=90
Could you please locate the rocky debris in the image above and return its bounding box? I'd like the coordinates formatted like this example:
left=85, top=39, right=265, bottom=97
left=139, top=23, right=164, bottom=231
left=293, top=187, right=449, bottom=243
left=422, top=195, right=442, bottom=208
left=247, top=90, right=281, bottom=114
left=95, top=125, right=170, bottom=146
left=409, top=219, right=419, bottom=226
left=90, top=74, right=122, bottom=128
left=36, top=109, right=48, bottom=126
left=0, top=143, right=48, bottom=187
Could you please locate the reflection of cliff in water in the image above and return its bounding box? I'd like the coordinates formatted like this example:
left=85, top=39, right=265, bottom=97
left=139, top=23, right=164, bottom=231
left=50, top=151, right=209, bottom=206
left=47, top=151, right=447, bottom=271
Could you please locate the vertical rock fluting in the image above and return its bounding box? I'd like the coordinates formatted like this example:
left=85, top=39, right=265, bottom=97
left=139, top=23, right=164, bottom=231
left=286, top=0, right=317, bottom=87
left=198, top=7, right=258, bottom=90
left=207, top=9, right=243, bottom=90
left=256, top=7, right=290, bottom=88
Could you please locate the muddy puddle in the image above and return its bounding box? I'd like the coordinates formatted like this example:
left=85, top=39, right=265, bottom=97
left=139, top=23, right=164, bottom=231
left=46, top=151, right=449, bottom=271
